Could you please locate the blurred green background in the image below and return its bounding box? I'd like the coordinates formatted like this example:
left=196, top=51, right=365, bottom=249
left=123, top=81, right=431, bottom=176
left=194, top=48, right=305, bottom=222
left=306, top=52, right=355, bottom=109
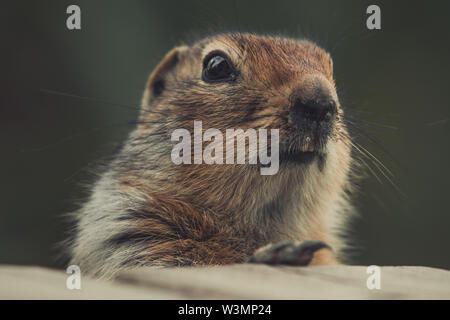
left=0, top=0, right=449, bottom=269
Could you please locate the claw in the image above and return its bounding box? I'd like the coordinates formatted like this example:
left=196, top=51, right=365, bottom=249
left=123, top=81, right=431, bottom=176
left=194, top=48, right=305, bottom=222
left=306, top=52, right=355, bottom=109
left=248, top=240, right=332, bottom=266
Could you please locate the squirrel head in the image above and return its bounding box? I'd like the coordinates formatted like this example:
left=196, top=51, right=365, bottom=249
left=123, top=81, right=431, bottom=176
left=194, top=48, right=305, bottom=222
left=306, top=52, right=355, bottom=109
left=121, top=33, right=351, bottom=212
left=140, top=33, right=345, bottom=158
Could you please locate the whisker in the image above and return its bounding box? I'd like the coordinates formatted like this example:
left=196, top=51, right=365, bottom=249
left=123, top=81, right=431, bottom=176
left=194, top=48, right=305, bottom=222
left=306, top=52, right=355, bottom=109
left=40, top=89, right=142, bottom=113
left=344, top=120, right=403, bottom=167
left=20, top=121, right=137, bottom=152
left=347, top=138, right=405, bottom=197
left=40, top=89, right=175, bottom=118
left=345, top=113, right=399, bottom=131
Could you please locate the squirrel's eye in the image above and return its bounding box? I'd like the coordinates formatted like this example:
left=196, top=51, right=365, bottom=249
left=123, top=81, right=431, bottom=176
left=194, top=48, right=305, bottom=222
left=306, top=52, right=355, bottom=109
left=202, top=54, right=236, bottom=82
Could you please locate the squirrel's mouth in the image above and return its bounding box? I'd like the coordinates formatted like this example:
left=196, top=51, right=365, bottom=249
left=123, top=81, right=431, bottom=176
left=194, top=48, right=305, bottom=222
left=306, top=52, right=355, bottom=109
left=279, top=130, right=329, bottom=164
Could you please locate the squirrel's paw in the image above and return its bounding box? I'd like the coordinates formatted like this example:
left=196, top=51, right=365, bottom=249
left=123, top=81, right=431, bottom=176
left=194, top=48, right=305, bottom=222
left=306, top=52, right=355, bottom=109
left=247, top=240, right=335, bottom=266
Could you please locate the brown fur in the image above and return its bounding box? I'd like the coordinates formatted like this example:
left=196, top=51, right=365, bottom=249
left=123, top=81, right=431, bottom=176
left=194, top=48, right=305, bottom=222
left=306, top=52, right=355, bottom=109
left=70, top=33, right=354, bottom=278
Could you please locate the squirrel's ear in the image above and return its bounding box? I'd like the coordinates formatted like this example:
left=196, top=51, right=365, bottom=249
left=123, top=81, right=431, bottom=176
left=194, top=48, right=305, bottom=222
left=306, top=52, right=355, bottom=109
left=144, top=46, right=188, bottom=103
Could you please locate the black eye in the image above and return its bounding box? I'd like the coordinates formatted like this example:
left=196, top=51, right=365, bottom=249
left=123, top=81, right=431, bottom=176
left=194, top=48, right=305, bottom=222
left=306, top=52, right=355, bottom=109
left=202, top=53, right=236, bottom=82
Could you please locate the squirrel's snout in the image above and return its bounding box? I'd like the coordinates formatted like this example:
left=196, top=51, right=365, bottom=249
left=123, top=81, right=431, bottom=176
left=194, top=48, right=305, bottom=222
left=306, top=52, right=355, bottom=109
left=288, top=75, right=338, bottom=131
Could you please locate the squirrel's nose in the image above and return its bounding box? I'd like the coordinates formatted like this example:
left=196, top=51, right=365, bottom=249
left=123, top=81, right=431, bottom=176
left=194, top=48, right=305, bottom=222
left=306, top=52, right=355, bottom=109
left=291, top=98, right=337, bottom=125
left=289, top=74, right=338, bottom=129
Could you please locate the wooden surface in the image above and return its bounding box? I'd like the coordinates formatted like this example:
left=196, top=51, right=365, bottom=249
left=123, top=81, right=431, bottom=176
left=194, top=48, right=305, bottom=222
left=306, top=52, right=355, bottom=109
left=1, top=264, right=449, bottom=299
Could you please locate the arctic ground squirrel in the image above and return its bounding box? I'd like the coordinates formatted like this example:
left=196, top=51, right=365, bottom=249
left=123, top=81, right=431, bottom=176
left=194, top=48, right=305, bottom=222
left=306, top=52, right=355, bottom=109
left=69, top=32, right=355, bottom=279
